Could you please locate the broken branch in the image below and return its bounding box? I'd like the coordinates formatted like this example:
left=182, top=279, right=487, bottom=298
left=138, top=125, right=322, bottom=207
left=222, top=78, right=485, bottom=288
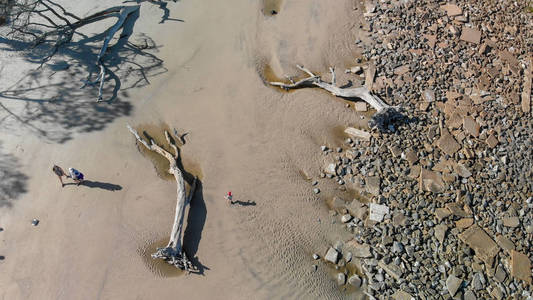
left=269, top=65, right=403, bottom=130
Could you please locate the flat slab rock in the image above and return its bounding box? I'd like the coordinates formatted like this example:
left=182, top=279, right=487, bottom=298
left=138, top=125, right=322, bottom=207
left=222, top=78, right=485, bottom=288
left=344, top=127, right=371, bottom=141
left=460, top=27, right=481, bottom=44
left=511, top=250, right=532, bottom=284
left=419, top=168, right=446, bottom=193
left=378, top=260, right=403, bottom=280
left=458, top=225, right=499, bottom=264
left=344, top=239, right=372, bottom=258
left=440, top=3, right=462, bottom=16
left=446, top=274, right=463, bottom=297
left=365, top=176, right=381, bottom=196
left=392, top=290, right=414, bottom=300
left=369, top=203, right=389, bottom=222
left=437, top=130, right=461, bottom=156
left=345, top=199, right=367, bottom=220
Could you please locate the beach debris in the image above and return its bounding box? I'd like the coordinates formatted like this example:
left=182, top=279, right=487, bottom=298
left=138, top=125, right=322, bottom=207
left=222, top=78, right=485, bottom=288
left=127, top=125, right=198, bottom=272
left=269, top=65, right=402, bottom=130
left=0, top=227, right=3, bottom=232
left=313, top=188, right=320, bottom=194
left=31, top=219, right=39, bottom=226
left=325, top=247, right=339, bottom=264
left=0, top=255, right=4, bottom=260
left=369, top=203, right=389, bottom=222
left=312, top=253, right=320, bottom=260
left=344, top=127, right=371, bottom=141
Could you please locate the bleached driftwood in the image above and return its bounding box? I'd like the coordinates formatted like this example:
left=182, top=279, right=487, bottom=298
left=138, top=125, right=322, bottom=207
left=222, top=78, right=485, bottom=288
left=127, top=125, right=197, bottom=271
left=269, top=65, right=402, bottom=130
left=80, top=6, right=140, bottom=101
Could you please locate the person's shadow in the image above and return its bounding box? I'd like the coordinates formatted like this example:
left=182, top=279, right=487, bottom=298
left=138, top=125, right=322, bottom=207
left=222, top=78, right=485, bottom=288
left=65, top=180, right=122, bottom=191
left=232, top=200, right=256, bottom=206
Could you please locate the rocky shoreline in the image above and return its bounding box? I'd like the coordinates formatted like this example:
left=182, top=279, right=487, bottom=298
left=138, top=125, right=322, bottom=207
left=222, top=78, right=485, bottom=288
left=312, top=1, right=532, bottom=299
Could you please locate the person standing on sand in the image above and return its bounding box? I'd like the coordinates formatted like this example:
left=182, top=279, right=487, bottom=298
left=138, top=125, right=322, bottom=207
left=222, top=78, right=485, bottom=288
left=225, top=191, right=233, bottom=205
left=52, top=165, right=67, bottom=187
left=68, top=167, right=85, bottom=186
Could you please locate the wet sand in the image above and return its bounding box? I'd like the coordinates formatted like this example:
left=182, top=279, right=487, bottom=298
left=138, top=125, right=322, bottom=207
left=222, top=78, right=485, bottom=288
left=0, top=0, right=369, bottom=299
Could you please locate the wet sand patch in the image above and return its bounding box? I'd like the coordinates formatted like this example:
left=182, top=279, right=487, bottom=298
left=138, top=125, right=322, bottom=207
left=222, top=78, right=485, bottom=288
left=133, top=123, right=203, bottom=182
left=138, top=238, right=185, bottom=278
left=262, top=0, right=282, bottom=16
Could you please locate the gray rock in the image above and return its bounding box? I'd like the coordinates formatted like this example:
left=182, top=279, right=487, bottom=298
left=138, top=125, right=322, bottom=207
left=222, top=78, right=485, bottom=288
left=313, top=188, right=320, bottom=194
left=434, top=224, right=448, bottom=244
left=392, top=241, right=404, bottom=254
left=312, top=253, right=320, bottom=260
left=325, top=247, right=339, bottom=264
left=472, top=273, right=485, bottom=291
left=494, top=265, right=507, bottom=283
left=446, top=274, right=462, bottom=297
left=348, top=274, right=362, bottom=287
left=337, top=272, right=346, bottom=285
left=31, top=219, right=39, bottom=226
left=464, top=290, right=476, bottom=300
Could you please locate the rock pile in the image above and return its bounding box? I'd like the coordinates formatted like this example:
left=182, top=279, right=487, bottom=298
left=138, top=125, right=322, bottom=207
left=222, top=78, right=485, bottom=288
left=315, top=0, right=532, bottom=298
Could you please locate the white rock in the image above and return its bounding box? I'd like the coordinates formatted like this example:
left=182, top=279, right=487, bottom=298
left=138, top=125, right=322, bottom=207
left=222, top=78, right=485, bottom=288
left=337, top=273, right=346, bottom=285
left=369, top=203, right=389, bottom=222
left=325, top=247, right=339, bottom=264
left=341, top=214, right=353, bottom=223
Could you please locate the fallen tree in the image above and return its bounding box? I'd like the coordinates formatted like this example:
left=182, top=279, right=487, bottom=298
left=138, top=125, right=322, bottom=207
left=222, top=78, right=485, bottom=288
left=269, top=65, right=403, bottom=131
left=2, top=1, right=143, bottom=101
left=127, top=124, right=197, bottom=272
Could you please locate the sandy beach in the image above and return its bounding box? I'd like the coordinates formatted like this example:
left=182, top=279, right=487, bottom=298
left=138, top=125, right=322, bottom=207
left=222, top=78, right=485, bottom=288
left=0, top=0, right=370, bottom=299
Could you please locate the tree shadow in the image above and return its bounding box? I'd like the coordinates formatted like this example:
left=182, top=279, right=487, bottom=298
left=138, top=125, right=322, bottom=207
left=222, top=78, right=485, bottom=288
left=0, top=143, right=29, bottom=208
left=182, top=179, right=209, bottom=275
left=64, top=180, right=122, bottom=191
left=0, top=2, right=175, bottom=143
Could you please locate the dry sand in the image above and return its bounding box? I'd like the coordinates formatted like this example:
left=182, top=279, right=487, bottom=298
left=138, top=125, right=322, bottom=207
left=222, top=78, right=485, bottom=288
left=0, top=0, right=370, bottom=299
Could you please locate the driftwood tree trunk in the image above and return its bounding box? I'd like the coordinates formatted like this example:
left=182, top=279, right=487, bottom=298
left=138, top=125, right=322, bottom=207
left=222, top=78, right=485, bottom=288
left=127, top=125, right=197, bottom=271
left=269, top=65, right=402, bottom=130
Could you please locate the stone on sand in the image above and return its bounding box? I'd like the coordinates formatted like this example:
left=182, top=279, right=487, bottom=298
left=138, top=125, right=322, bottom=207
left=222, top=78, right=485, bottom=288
left=348, top=274, right=362, bottom=287
left=325, top=247, right=339, bottom=264
left=344, top=127, right=371, bottom=141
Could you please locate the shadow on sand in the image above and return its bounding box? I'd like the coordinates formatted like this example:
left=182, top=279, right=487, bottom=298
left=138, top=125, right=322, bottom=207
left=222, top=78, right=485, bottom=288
left=0, top=143, right=28, bottom=208
left=0, top=1, right=181, bottom=143
left=232, top=200, right=256, bottom=207
left=64, top=180, right=122, bottom=191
